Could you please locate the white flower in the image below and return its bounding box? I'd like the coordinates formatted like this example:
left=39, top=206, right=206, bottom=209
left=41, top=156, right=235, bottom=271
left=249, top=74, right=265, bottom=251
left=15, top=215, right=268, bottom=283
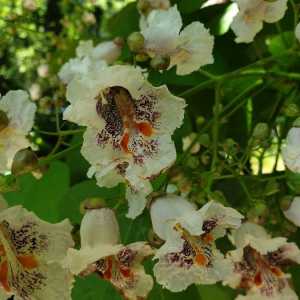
left=224, top=221, right=300, bottom=300
left=0, top=90, right=36, bottom=173
left=140, top=5, right=214, bottom=75
left=231, top=0, right=288, bottom=43
left=150, top=194, right=243, bottom=292
left=64, top=65, right=186, bottom=218
left=29, top=83, right=42, bottom=101
left=296, top=22, right=300, bottom=42
left=37, top=64, right=50, bottom=78
left=76, top=39, right=123, bottom=65
left=23, top=0, right=37, bottom=11
left=66, top=207, right=155, bottom=300
left=281, top=127, right=300, bottom=173
left=0, top=195, right=74, bottom=300
left=58, top=56, right=108, bottom=84
left=182, top=132, right=200, bottom=154
left=82, top=13, right=96, bottom=25
left=283, top=196, right=300, bottom=227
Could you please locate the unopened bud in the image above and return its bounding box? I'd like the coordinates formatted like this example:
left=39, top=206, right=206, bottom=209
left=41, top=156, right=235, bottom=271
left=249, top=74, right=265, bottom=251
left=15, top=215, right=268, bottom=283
left=166, top=164, right=185, bottom=184
left=80, top=198, right=107, bottom=215
left=187, top=156, right=199, bottom=169
left=196, top=116, right=205, bottom=125
left=137, top=0, right=150, bottom=12
left=136, top=53, right=149, bottom=62
left=127, top=32, right=145, bottom=53
left=148, top=228, right=164, bottom=245
left=249, top=185, right=264, bottom=198
left=114, top=36, right=125, bottom=47
left=39, top=96, right=52, bottom=109
left=0, top=109, right=9, bottom=131
left=201, top=154, right=211, bottom=165
left=50, top=75, right=60, bottom=88
left=279, top=195, right=293, bottom=211
left=252, top=139, right=261, bottom=147
left=252, top=123, right=270, bottom=140
left=12, top=147, right=38, bottom=177
left=261, top=138, right=272, bottom=149
left=199, top=134, right=211, bottom=148
left=150, top=54, right=170, bottom=71
left=177, top=178, right=192, bottom=193
left=264, top=180, right=280, bottom=196
left=284, top=103, right=300, bottom=117
left=223, top=138, right=240, bottom=156
left=247, top=201, right=269, bottom=224
left=268, top=213, right=278, bottom=225
left=293, top=117, right=300, bottom=127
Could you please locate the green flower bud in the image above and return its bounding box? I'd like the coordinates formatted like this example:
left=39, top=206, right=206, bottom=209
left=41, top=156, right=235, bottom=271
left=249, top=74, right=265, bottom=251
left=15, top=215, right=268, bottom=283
left=201, top=154, right=211, bottom=165
left=12, top=147, right=38, bottom=177
left=253, top=123, right=270, bottom=140
left=177, top=178, right=192, bottom=193
left=114, top=36, right=125, bottom=47
left=284, top=103, right=300, bottom=117
left=137, top=0, right=150, bottom=12
left=196, top=116, right=205, bottom=125
left=261, top=138, right=272, bottom=149
left=150, top=54, right=170, bottom=71
left=136, top=53, right=149, bottom=62
left=279, top=195, right=293, bottom=211
left=127, top=32, right=145, bottom=53
left=252, top=139, right=261, bottom=147
left=80, top=197, right=107, bottom=215
left=223, top=138, right=240, bottom=156
left=39, top=96, right=52, bottom=109
left=113, top=61, right=125, bottom=65
left=247, top=201, right=269, bottom=224
left=268, top=213, right=278, bottom=225
left=187, top=156, right=199, bottom=169
left=293, top=117, right=300, bottom=127
left=166, top=164, right=185, bottom=184
left=0, top=109, right=9, bottom=131
left=148, top=228, right=164, bottom=245
left=249, top=185, right=264, bottom=198
left=264, top=180, right=280, bottom=196
left=199, top=133, right=211, bottom=148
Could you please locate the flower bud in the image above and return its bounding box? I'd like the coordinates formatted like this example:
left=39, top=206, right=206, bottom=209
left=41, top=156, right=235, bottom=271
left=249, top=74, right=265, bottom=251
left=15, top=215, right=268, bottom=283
left=39, top=96, right=52, bottom=109
left=127, top=32, right=145, bottom=53
left=137, top=0, right=150, bottom=12
left=11, top=147, right=38, bottom=177
left=252, top=139, right=261, bottom=147
left=293, top=117, right=300, bottom=127
left=187, top=156, right=199, bottom=169
left=114, top=36, right=125, bottom=47
left=249, top=185, right=264, bottom=198
left=182, top=133, right=200, bottom=154
left=23, top=0, right=37, bottom=11
left=196, top=116, right=205, bottom=125
left=0, top=109, right=9, bottom=131
left=136, top=53, right=149, bottom=62
left=150, top=54, right=170, bottom=71
left=284, top=103, right=300, bottom=117
left=279, top=195, right=293, bottom=211
left=268, top=213, right=278, bottom=225
left=260, top=138, right=272, bottom=149
left=264, top=180, right=280, bottom=196
left=82, top=13, right=96, bottom=25
left=113, top=61, right=125, bottom=65
left=199, top=133, right=211, bottom=148
left=177, top=178, right=192, bottom=193
left=166, top=164, right=185, bottom=184
left=201, top=154, right=211, bottom=165
left=247, top=201, right=269, bottom=224
left=223, top=138, right=240, bottom=156
left=148, top=228, right=164, bottom=245
left=252, top=123, right=270, bottom=140
left=80, top=198, right=107, bottom=215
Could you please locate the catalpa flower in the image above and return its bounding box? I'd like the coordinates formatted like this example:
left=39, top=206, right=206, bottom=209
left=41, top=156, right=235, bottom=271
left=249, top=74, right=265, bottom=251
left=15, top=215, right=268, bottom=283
left=0, top=195, right=74, bottom=300
left=281, top=127, right=300, bottom=173
left=296, top=22, right=300, bottom=42
left=283, top=197, right=300, bottom=227
left=66, top=207, right=156, bottom=300
left=223, top=221, right=300, bottom=300
left=64, top=65, right=186, bottom=218
left=0, top=90, right=36, bottom=173
left=149, top=194, right=243, bottom=292
left=140, top=5, right=214, bottom=75
left=231, top=0, right=288, bottom=43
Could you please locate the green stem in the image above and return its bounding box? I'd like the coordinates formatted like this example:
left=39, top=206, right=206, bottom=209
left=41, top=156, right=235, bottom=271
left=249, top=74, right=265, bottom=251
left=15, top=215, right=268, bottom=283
left=198, top=68, right=216, bottom=79
left=237, top=177, right=252, bottom=203
left=113, top=197, right=125, bottom=211
left=38, top=129, right=86, bottom=136
left=275, top=22, right=289, bottom=49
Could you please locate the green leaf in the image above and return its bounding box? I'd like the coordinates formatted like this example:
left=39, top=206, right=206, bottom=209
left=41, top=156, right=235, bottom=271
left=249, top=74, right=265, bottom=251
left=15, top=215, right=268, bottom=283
left=197, top=282, right=239, bottom=300
left=177, top=0, right=206, bottom=13
left=4, top=161, right=70, bottom=223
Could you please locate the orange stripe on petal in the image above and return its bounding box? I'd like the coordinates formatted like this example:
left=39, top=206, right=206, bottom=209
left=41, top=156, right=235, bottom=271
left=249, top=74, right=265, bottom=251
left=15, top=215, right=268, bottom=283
left=134, top=121, right=153, bottom=137
left=254, top=271, right=262, bottom=286
left=17, top=255, right=39, bottom=269
left=203, top=234, right=214, bottom=243
left=0, top=261, right=10, bottom=292
left=104, top=256, right=113, bottom=280
left=120, top=133, right=132, bottom=155
left=195, top=253, right=206, bottom=266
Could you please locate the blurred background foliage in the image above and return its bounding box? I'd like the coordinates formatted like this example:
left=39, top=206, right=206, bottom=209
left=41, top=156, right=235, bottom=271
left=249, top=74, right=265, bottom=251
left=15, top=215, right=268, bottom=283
left=2, top=0, right=300, bottom=299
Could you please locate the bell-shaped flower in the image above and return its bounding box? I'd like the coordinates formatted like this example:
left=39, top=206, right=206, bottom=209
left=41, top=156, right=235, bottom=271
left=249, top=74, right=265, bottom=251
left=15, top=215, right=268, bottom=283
left=231, top=0, right=288, bottom=43
left=0, top=90, right=36, bottom=173
left=66, top=207, right=156, bottom=300
left=140, top=5, right=214, bottom=75
left=64, top=65, right=186, bottom=218
left=223, top=221, right=300, bottom=299
left=283, top=196, right=300, bottom=227
left=281, top=127, right=300, bottom=173
left=149, top=194, right=243, bottom=292
left=0, top=195, right=74, bottom=299
left=29, top=83, right=42, bottom=101
left=296, top=22, right=300, bottom=42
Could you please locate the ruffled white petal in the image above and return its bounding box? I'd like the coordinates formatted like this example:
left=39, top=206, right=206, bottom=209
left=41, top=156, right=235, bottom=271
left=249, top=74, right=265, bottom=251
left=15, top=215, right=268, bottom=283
left=283, top=197, right=300, bottom=227
left=296, top=22, right=300, bottom=42
left=262, top=0, right=288, bottom=23
left=0, top=195, right=9, bottom=213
